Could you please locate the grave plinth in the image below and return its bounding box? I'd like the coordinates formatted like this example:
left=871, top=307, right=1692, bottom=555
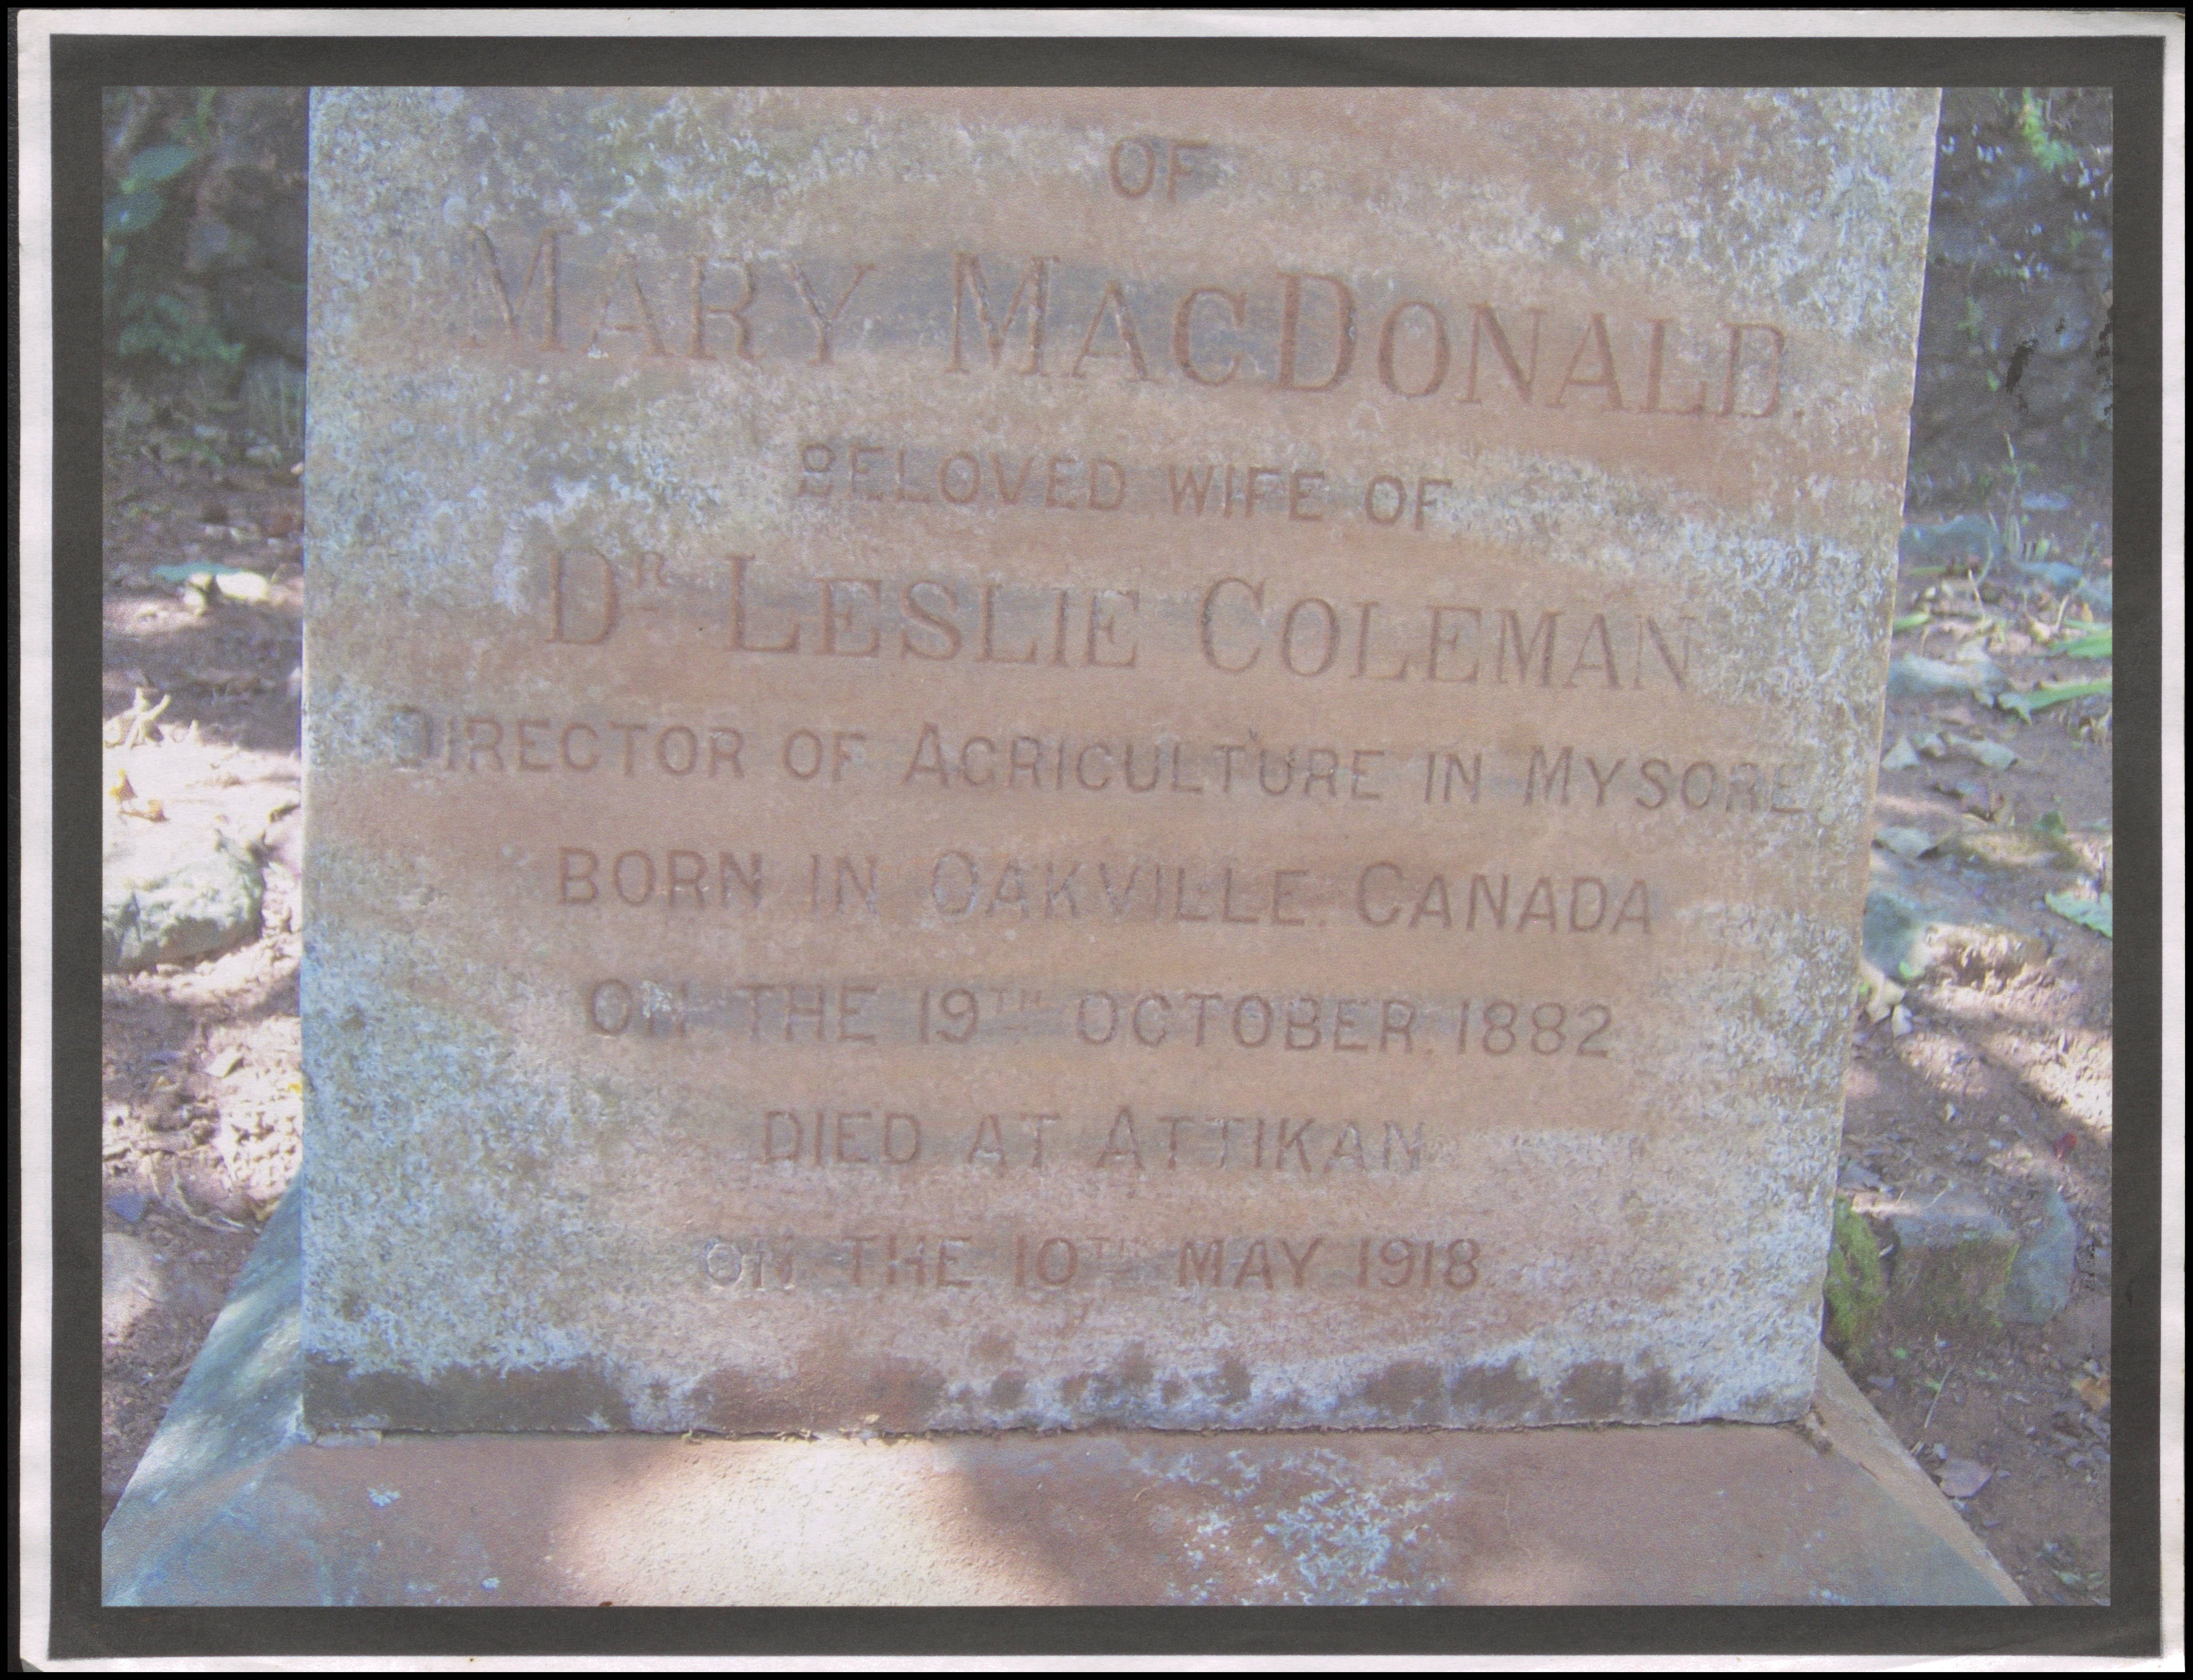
left=104, top=1185, right=2024, bottom=1605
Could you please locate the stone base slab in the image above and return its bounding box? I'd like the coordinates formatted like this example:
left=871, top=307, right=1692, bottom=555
left=103, top=1186, right=2025, bottom=1606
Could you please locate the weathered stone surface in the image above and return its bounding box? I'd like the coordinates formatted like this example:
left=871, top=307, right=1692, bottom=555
left=302, top=88, right=1940, bottom=1433
left=1880, top=1190, right=2019, bottom=1328
left=102, top=1232, right=173, bottom=1342
left=102, top=818, right=263, bottom=972
left=2001, top=1186, right=2077, bottom=1325
left=104, top=1183, right=2026, bottom=1606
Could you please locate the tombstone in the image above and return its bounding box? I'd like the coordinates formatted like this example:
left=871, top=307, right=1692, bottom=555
left=105, top=86, right=2025, bottom=1604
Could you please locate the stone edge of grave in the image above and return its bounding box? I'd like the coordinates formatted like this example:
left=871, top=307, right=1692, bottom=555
left=101, top=1181, right=2026, bottom=1607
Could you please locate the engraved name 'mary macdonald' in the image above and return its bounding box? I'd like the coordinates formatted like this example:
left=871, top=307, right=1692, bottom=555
left=302, top=87, right=1940, bottom=1434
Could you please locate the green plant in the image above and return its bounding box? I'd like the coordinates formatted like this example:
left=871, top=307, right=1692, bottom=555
left=114, top=291, right=243, bottom=370
left=2018, top=90, right=2081, bottom=174
left=1822, top=1198, right=1886, bottom=1360
left=103, top=88, right=243, bottom=372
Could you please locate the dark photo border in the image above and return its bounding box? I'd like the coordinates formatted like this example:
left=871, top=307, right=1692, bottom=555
left=29, top=22, right=2169, bottom=1665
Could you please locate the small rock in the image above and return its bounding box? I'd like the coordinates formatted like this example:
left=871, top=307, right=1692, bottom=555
left=1898, top=514, right=2000, bottom=570
left=1878, top=1189, right=2018, bottom=1327
left=1873, top=825, right=1939, bottom=859
left=210, top=1047, right=245, bottom=1078
left=1888, top=651, right=2007, bottom=701
left=1939, top=825, right=2085, bottom=873
left=1947, top=734, right=2018, bottom=770
left=1881, top=735, right=1922, bottom=770
left=102, top=823, right=265, bottom=973
left=1862, top=889, right=1933, bottom=981
left=106, top=1189, right=151, bottom=1225
left=102, top=1231, right=172, bottom=1341
left=211, top=569, right=273, bottom=605
left=2001, top=1188, right=2078, bottom=1325
left=1939, top=1458, right=1993, bottom=1499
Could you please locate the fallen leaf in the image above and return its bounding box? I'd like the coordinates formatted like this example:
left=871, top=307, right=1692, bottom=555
left=210, top=1048, right=244, bottom=1078
left=1938, top=1459, right=1993, bottom=1499
left=2072, top=1374, right=2110, bottom=1413
left=2058, top=627, right=2112, bottom=659
left=1999, top=678, right=2112, bottom=722
left=1893, top=610, right=1932, bottom=632
left=2044, top=890, right=2112, bottom=938
left=106, top=765, right=166, bottom=822
left=2053, top=1131, right=2078, bottom=1161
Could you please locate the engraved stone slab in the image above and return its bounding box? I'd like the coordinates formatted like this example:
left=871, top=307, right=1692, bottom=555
left=302, top=88, right=1941, bottom=1433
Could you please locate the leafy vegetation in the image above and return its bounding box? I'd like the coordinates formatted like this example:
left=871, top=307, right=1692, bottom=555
left=102, top=88, right=243, bottom=372
left=2018, top=90, right=2083, bottom=175
left=2043, top=891, right=2112, bottom=938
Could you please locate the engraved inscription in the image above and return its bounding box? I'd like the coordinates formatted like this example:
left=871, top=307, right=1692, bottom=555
left=455, top=226, right=1790, bottom=422
left=577, top=981, right=1623, bottom=1058
left=694, top=1230, right=1487, bottom=1294
left=518, top=546, right=1718, bottom=692
left=309, top=86, right=1938, bottom=1434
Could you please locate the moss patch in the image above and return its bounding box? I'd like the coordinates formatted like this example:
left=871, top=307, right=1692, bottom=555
left=1822, top=1197, right=1887, bottom=1359
left=1888, top=1227, right=2018, bottom=1329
